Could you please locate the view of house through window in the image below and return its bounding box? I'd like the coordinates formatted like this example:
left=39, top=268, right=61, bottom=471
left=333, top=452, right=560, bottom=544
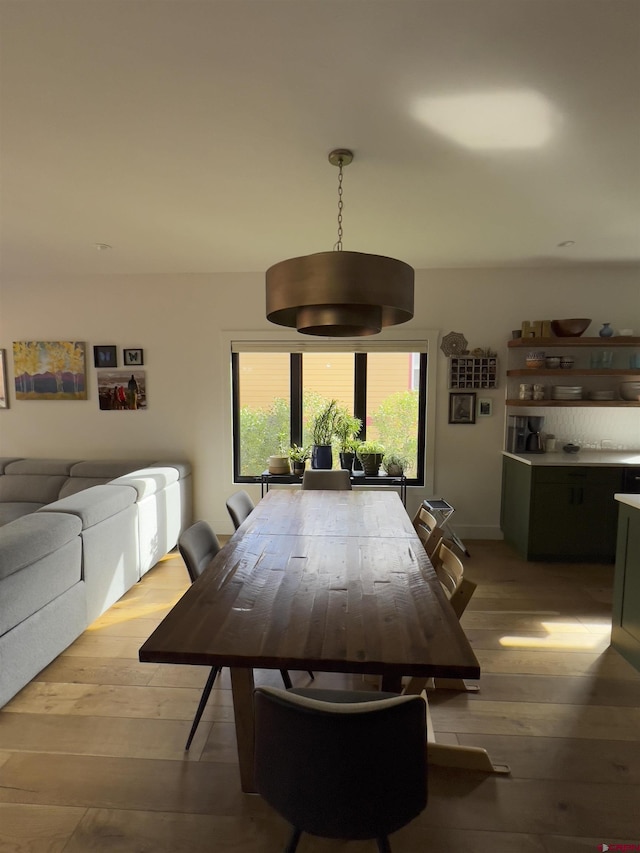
left=232, top=350, right=426, bottom=483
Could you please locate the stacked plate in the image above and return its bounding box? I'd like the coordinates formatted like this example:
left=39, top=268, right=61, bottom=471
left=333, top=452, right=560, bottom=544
left=589, top=390, right=615, bottom=401
left=552, top=385, right=583, bottom=401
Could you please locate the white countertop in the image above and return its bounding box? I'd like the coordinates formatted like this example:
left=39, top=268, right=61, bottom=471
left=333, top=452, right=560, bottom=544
left=615, top=494, right=640, bottom=509
left=502, top=450, right=640, bottom=467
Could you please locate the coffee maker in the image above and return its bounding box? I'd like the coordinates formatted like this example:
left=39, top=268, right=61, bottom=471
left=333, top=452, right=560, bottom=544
left=507, top=415, right=545, bottom=453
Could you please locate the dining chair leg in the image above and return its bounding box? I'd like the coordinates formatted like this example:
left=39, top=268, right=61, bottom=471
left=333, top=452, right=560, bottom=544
left=280, top=669, right=293, bottom=689
left=185, top=665, right=219, bottom=750
left=376, top=835, right=392, bottom=853
left=307, top=670, right=314, bottom=679
left=284, top=827, right=302, bottom=852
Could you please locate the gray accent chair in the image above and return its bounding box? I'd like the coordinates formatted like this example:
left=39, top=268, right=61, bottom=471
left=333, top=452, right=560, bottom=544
left=254, top=686, right=428, bottom=852
left=177, top=520, right=305, bottom=749
left=226, top=490, right=255, bottom=530
left=301, top=469, right=352, bottom=490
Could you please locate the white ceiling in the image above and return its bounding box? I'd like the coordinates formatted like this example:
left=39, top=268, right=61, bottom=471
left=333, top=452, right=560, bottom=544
left=1, top=0, right=639, bottom=277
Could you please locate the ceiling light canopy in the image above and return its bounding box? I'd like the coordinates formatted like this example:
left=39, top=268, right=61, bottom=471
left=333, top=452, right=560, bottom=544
left=266, top=149, right=414, bottom=337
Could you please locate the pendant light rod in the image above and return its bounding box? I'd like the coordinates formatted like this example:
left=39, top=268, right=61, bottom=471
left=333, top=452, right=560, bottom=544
left=329, top=149, right=353, bottom=252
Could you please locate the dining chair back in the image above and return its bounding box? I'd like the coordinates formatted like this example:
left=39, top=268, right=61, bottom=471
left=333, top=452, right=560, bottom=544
left=254, top=686, right=428, bottom=852
left=226, top=489, right=255, bottom=530
left=302, top=469, right=352, bottom=490
left=412, top=505, right=446, bottom=561
left=433, top=540, right=476, bottom=619
left=178, top=519, right=221, bottom=582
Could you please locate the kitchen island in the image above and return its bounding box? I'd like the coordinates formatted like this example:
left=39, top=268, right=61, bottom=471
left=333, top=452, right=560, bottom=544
left=612, top=494, right=640, bottom=671
left=501, top=451, right=640, bottom=561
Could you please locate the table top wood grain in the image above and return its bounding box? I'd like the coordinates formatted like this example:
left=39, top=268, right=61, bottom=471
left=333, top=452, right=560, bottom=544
left=139, top=490, right=480, bottom=680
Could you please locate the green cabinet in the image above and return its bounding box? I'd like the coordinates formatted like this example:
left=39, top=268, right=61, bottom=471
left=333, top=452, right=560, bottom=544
left=612, top=502, right=640, bottom=671
left=501, top=457, right=622, bottom=561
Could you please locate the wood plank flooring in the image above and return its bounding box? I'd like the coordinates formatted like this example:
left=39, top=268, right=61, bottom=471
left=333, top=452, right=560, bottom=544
left=1, top=541, right=640, bottom=852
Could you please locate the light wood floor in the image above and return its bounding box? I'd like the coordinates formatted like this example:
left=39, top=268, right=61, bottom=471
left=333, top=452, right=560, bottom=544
left=1, top=539, right=639, bottom=852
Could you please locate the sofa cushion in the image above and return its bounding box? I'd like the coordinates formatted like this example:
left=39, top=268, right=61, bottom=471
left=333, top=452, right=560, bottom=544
left=58, top=478, right=116, bottom=499
left=0, top=503, right=45, bottom=526
left=0, top=458, right=24, bottom=474
left=0, top=474, right=69, bottom=505
left=0, top=512, right=82, bottom=580
left=38, top=484, right=137, bottom=529
left=0, top=535, right=82, bottom=636
left=69, top=459, right=153, bottom=479
left=109, top=466, right=179, bottom=499
left=150, top=460, right=191, bottom=478
left=4, top=459, right=77, bottom=475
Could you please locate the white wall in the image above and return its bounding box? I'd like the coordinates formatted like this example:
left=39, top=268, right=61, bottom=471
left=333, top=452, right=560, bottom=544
left=1, top=265, right=639, bottom=537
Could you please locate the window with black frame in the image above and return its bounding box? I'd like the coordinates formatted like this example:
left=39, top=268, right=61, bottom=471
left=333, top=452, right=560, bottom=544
left=231, top=350, right=427, bottom=485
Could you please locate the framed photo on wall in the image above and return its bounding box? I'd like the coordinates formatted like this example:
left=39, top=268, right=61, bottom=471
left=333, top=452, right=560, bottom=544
left=94, top=345, right=117, bottom=368
left=478, top=397, right=493, bottom=417
left=123, top=348, right=144, bottom=366
left=448, top=392, right=476, bottom=424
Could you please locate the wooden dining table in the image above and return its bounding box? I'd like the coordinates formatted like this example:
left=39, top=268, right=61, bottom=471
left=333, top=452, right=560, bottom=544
left=139, top=489, right=484, bottom=791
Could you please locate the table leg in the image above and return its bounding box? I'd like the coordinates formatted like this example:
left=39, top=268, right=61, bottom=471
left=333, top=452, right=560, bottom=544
left=381, top=673, right=402, bottom=692
left=230, top=667, right=256, bottom=793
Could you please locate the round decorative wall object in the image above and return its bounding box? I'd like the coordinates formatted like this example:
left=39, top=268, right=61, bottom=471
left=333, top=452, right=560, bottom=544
left=440, top=331, right=468, bottom=357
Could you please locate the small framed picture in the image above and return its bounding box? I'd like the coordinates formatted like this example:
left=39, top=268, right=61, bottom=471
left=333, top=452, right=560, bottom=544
left=448, top=392, right=476, bottom=424
left=123, top=348, right=144, bottom=366
left=93, top=345, right=117, bottom=368
left=478, top=397, right=493, bottom=417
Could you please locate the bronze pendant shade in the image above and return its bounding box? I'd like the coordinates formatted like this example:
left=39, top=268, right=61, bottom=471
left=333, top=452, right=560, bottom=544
left=265, top=150, right=415, bottom=337
left=266, top=250, right=414, bottom=337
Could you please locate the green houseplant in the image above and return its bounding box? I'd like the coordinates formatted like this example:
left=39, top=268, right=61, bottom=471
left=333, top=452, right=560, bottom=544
left=311, top=400, right=340, bottom=469
left=334, top=410, right=362, bottom=471
left=382, top=453, right=408, bottom=477
left=357, top=440, right=385, bottom=476
left=288, top=444, right=310, bottom=476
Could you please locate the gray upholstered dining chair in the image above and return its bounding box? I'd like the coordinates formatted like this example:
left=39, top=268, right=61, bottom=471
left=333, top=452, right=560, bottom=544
left=254, top=686, right=428, bottom=852
left=301, top=469, right=352, bottom=490
left=226, top=489, right=255, bottom=530
left=178, top=520, right=299, bottom=749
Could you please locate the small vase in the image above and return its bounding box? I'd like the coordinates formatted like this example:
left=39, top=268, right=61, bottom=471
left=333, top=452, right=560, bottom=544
left=599, top=323, right=613, bottom=337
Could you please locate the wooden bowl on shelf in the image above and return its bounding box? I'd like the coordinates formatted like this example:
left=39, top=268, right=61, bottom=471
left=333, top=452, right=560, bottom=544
left=550, top=318, right=591, bottom=337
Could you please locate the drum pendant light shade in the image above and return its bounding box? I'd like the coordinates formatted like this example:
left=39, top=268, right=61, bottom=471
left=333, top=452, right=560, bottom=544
left=266, top=250, right=414, bottom=337
left=265, top=149, right=415, bottom=337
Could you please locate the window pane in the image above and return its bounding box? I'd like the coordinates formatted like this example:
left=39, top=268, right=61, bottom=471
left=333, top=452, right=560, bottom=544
left=366, top=352, right=419, bottom=477
left=302, top=353, right=355, bottom=467
left=237, top=353, right=290, bottom=475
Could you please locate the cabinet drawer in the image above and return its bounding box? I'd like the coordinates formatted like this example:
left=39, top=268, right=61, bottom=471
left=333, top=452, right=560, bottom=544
left=533, top=466, right=623, bottom=487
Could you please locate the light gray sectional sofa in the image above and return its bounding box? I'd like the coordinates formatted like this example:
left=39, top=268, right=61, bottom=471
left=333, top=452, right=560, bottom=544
left=0, top=457, right=192, bottom=707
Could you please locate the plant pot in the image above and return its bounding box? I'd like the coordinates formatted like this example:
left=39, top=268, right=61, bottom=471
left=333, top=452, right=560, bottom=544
left=385, top=464, right=404, bottom=477
left=359, top=453, right=383, bottom=476
left=339, top=452, right=355, bottom=471
left=292, top=461, right=306, bottom=477
left=311, top=444, right=333, bottom=470
left=268, top=455, right=290, bottom=475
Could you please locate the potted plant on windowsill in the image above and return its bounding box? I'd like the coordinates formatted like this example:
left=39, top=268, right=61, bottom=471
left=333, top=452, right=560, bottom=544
left=335, top=410, right=362, bottom=471
left=382, top=453, right=408, bottom=477
left=357, top=440, right=385, bottom=476
left=288, top=444, right=310, bottom=477
left=311, top=400, right=340, bottom=469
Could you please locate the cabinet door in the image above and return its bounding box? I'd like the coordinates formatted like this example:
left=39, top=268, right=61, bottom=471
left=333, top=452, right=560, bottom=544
left=529, top=468, right=622, bottom=560
left=501, top=457, right=532, bottom=557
